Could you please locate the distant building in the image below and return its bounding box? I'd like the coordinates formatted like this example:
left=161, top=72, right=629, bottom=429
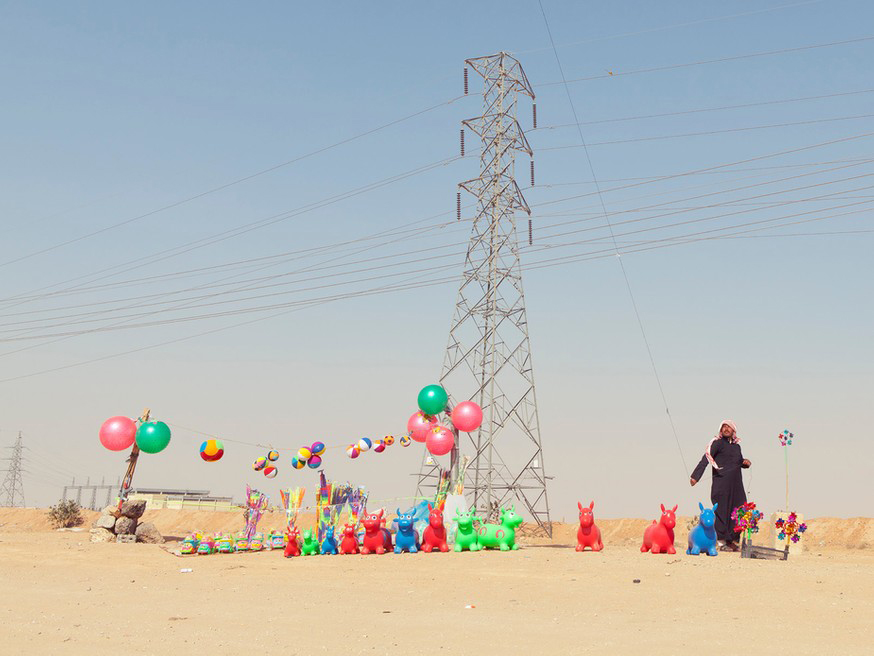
left=127, top=487, right=237, bottom=512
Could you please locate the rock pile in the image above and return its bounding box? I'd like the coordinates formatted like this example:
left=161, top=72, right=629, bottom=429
left=89, top=500, right=164, bottom=544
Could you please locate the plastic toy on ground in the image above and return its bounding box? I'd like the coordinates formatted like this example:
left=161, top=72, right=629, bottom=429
left=687, top=502, right=719, bottom=556
left=339, top=523, right=360, bottom=555
left=197, top=535, right=216, bottom=555
left=301, top=529, right=320, bottom=556
left=361, top=510, right=393, bottom=555
left=216, top=534, right=235, bottom=554
left=394, top=509, right=419, bottom=554
left=576, top=501, right=603, bottom=552
left=234, top=534, right=250, bottom=552
left=421, top=504, right=449, bottom=553
left=320, top=526, right=339, bottom=555
left=248, top=533, right=265, bottom=552
left=267, top=531, right=285, bottom=551
left=642, top=504, right=678, bottom=554
left=453, top=508, right=482, bottom=552
left=181, top=533, right=201, bottom=555
left=283, top=527, right=301, bottom=558
left=478, top=506, right=524, bottom=551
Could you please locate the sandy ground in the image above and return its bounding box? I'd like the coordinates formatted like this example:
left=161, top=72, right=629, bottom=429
left=1, top=509, right=873, bottom=655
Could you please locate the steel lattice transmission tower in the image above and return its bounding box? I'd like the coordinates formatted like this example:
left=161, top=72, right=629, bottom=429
left=415, top=52, right=551, bottom=537
left=1, top=432, right=26, bottom=507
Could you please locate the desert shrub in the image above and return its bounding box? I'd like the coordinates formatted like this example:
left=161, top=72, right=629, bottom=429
left=47, top=499, right=84, bottom=528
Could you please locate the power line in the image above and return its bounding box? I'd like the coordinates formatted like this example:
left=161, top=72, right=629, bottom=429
left=0, top=95, right=465, bottom=270
left=539, top=112, right=874, bottom=151
left=533, top=88, right=874, bottom=129
left=537, top=34, right=874, bottom=86
left=538, top=0, right=689, bottom=474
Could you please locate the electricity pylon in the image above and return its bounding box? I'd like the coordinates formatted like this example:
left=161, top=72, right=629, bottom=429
left=1, top=432, right=26, bottom=507
left=415, top=52, right=551, bottom=536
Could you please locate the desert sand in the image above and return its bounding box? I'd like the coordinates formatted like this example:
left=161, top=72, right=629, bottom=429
left=1, top=508, right=873, bottom=655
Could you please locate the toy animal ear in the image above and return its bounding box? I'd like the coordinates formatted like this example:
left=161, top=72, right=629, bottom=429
left=377, top=509, right=384, bottom=519
left=578, top=501, right=583, bottom=511
left=396, top=508, right=401, bottom=517
left=672, top=505, right=678, bottom=513
left=455, top=507, right=461, bottom=516
left=589, top=501, right=594, bottom=510
left=428, top=503, right=433, bottom=512
left=660, top=503, right=666, bottom=513
left=713, top=502, right=718, bottom=511
left=699, top=502, right=704, bottom=512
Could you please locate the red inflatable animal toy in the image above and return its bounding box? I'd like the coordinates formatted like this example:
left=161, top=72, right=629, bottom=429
left=576, top=501, right=603, bottom=552
left=283, top=526, right=301, bottom=558
left=360, top=509, right=393, bottom=555
left=339, top=523, right=359, bottom=555
left=641, top=504, right=678, bottom=554
left=421, top=503, right=449, bottom=553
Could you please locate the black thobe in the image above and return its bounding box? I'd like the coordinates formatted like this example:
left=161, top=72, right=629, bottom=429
left=691, top=437, right=747, bottom=542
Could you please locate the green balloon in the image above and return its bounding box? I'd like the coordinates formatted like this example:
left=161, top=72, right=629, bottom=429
left=135, top=421, right=172, bottom=454
left=417, top=384, right=448, bottom=416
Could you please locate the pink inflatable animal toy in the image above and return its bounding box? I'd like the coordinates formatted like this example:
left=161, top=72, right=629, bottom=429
left=421, top=503, right=449, bottom=553
left=641, top=504, right=678, bottom=554
left=576, top=501, right=603, bottom=552
left=339, top=523, right=359, bottom=555
left=360, top=509, right=393, bottom=555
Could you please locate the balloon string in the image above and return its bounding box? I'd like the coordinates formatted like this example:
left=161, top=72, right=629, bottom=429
left=165, top=420, right=410, bottom=453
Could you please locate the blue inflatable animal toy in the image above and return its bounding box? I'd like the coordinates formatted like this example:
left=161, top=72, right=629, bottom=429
left=687, top=502, right=719, bottom=556
left=394, top=508, right=419, bottom=554
left=320, top=525, right=339, bottom=555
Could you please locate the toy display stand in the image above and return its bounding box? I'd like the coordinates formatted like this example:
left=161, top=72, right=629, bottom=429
left=741, top=535, right=789, bottom=561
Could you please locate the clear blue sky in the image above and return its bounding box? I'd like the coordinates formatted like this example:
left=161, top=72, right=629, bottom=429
left=1, top=1, right=872, bottom=519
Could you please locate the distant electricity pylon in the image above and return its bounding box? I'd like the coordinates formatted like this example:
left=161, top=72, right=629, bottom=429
left=1, top=431, right=26, bottom=507
left=416, top=52, right=552, bottom=536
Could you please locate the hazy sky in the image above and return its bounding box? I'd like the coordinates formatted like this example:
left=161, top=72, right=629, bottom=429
left=1, top=1, right=872, bottom=520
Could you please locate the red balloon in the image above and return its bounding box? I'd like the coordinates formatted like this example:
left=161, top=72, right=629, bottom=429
left=426, top=425, right=455, bottom=456
left=451, top=401, right=483, bottom=433
left=99, top=416, right=137, bottom=451
left=407, top=411, right=437, bottom=443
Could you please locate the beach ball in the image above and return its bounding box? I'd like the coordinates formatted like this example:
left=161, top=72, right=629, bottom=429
left=357, top=437, right=372, bottom=453
left=267, top=450, right=280, bottom=462
left=373, top=439, right=385, bottom=453
left=310, top=441, right=326, bottom=457
left=99, top=416, right=137, bottom=451
left=291, top=456, right=305, bottom=470
left=135, top=421, right=172, bottom=454
left=384, top=435, right=395, bottom=446
left=263, top=465, right=278, bottom=478
left=400, top=435, right=411, bottom=447
left=298, top=446, right=312, bottom=461
left=307, top=455, right=322, bottom=469
left=346, top=445, right=360, bottom=459
left=253, top=456, right=268, bottom=471
left=200, top=439, right=224, bottom=462
left=417, top=384, right=448, bottom=416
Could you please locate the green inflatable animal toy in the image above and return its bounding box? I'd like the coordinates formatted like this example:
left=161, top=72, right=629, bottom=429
left=301, top=529, right=320, bottom=556
left=477, top=506, right=523, bottom=551
left=453, top=508, right=482, bottom=552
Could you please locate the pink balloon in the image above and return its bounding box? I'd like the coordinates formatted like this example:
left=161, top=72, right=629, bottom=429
left=99, top=416, right=137, bottom=451
left=426, top=425, right=455, bottom=456
left=451, top=401, right=483, bottom=432
left=407, top=411, right=437, bottom=443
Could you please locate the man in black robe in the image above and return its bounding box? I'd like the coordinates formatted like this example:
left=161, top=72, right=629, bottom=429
left=690, top=419, right=751, bottom=552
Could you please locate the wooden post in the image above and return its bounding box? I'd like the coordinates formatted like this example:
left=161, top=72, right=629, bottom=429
left=116, top=407, right=149, bottom=511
